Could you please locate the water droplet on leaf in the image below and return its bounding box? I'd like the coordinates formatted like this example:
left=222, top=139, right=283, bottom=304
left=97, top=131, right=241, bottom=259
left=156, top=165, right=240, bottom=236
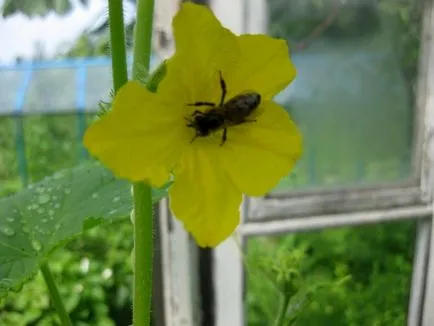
left=6, top=217, right=14, bottom=223
left=113, top=196, right=120, bottom=203
left=1, top=227, right=15, bottom=236
left=53, top=171, right=63, bottom=180
left=31, top=240, right=43, bottom=252
left=38, top=194, right=50, bottom=204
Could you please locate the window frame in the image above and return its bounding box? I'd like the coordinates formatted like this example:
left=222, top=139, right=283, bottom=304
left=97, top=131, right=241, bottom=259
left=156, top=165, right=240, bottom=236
left=242, top=0, right=434, bottom=221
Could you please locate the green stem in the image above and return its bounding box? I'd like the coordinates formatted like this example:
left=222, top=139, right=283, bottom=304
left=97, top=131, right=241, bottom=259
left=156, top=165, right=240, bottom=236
left=108, top=0, right=129, bottom=92
left=274, top=293, right=291, bottom=326
left=107, top=0, right=154, bottom=325
left=132, top=183, right=154, bottom=326
left=133, top=0, right=155, bottom=77
left=132, top=1, right=155, bottom=326
left=40, top=263, right=72, bottom=326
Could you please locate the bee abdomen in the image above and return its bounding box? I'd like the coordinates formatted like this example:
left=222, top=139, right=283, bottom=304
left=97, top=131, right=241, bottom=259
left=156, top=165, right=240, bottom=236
left=224, top=92, right=261, bottom=123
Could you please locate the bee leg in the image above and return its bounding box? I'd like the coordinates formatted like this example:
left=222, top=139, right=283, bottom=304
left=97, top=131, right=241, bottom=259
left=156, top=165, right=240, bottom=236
left=218, top=70, right=227, bottom=106
left=190, top=134, right=199, bottom=143
left=187, top=102, right=215, bottom=107
left=220, top=128, right=227, bottom=146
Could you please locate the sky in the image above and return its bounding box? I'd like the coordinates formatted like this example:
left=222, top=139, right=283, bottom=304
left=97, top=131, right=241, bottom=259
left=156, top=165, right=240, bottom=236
left=0, top=0, right=129, bottom=64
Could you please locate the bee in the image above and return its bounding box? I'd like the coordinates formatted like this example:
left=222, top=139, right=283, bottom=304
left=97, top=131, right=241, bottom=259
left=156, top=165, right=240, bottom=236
left=185, top=71, right=261, bottom=146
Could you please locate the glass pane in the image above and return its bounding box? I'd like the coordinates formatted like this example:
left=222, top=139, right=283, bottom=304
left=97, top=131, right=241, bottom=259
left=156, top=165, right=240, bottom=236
left=23, top=68, right=77, bottom=114
left=0, top=70, right=24, bottom=115
left=85, top=66, right=113, bottom=112
left=260, top=0, right=422, bottom=192
left=245, top=220, right=417, bottom=325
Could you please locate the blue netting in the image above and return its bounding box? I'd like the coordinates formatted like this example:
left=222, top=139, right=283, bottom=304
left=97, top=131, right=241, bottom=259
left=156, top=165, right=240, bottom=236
left=0, top=55, right=160, bottom=116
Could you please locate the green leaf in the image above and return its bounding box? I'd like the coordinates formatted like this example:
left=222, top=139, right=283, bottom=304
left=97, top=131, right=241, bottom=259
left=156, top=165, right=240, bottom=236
left=1, top=0, right=84, bottom=17
left=0, top=162, right=170, bottom=299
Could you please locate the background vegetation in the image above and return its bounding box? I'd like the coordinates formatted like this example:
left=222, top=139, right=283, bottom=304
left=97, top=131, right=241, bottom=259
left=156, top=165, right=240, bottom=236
left=0, top=0, right=423, bottom=325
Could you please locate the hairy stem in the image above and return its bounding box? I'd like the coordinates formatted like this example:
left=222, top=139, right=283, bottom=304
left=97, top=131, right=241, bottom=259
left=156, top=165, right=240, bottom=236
left=40, top=263, right=72, bottom=326
left=106, top=1, right=154, bottom=325
left=133, top=0, right=155, bottom=78
left=108, top=0, right=128, bottom=92
left=132, top=0, right=156, bottom=326
left=132, top=182, right=154, bottom=326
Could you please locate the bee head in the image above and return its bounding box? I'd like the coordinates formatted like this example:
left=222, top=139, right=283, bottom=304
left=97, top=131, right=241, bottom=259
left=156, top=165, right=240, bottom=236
left=193, top=115, right=212, bottom=136
left=191, top=114, right=224, bottom=137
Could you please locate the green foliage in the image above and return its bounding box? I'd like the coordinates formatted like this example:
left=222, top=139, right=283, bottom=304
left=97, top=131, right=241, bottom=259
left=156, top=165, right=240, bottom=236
left=0, top=118, right=19, bottom=196
left=64, top=34, right=111, bottom=59
left=0, top=161, right=170, bottom=299
left=1, top=0, right=89, bottom=17
left=0, top=164, right=112, bottom=296
left=0, top=103, right=109, bottom=323
left=0, top=111, right=171, bottom=323
left=246, top=221, right=416, bottom=325
left=246, top=239, right=350, bottom=325
left=0, top=220, right=134, bottom=325
left=0, top=115, right=88, bottom=196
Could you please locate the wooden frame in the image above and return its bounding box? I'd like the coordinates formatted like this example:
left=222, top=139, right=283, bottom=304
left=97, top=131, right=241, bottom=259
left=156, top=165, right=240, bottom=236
left=158, top=198, right=202, bottom=326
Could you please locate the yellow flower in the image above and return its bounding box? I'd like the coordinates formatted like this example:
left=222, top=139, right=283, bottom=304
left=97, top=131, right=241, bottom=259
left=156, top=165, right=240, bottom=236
left=83, top=3, right=302, bottom=247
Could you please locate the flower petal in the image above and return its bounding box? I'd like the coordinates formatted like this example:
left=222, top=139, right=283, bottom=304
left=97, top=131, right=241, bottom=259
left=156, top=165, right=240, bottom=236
left=169, top=147, right=243, bottom=247
left=218, top=101, right=302, bottom=196
left=158, top=2, right=239, bottom=105
left=226, top=35, right=296, bottom=100
left=84, top=81, right=188, bottom=187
